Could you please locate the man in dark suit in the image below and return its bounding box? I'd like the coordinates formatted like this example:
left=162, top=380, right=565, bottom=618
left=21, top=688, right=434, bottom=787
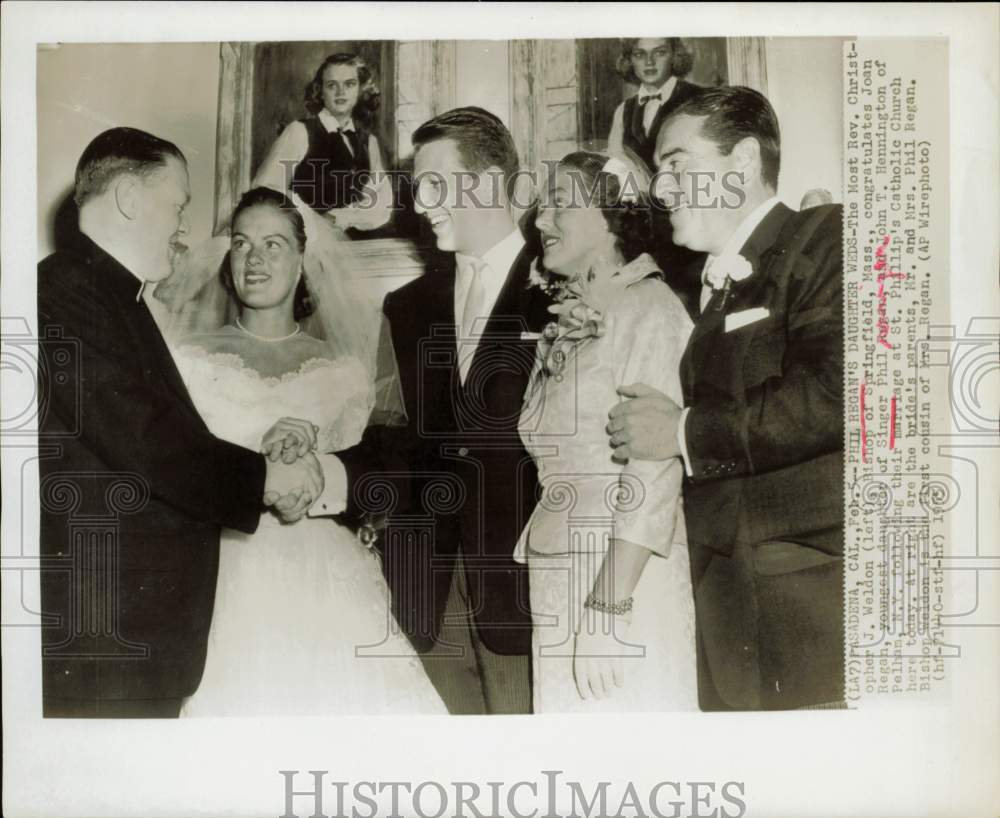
left=38, top=127, right=322, bottom=717
left=312, top=108, right=550, bottom=713
left=606, top=86, right=844, bottom=710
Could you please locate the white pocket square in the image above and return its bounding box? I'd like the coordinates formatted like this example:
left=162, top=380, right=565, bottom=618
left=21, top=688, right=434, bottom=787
left=725, top=307, right=770, bottom=333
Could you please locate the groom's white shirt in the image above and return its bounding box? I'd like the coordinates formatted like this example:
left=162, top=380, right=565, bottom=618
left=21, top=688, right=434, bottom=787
left=309, top=228, right=525, bottom=517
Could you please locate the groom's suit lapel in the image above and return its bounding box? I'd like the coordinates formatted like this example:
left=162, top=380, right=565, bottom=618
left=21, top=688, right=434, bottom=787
left=461, top=243, right=543, bottom=390
left=680, top=202, right=794, bottom=400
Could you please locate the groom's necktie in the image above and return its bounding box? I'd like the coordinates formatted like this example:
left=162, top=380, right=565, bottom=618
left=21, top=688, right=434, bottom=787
left=699, top=257, right=722, bottom=313
left=700, top=253, right=753, bottom=313
left=458, top=258, right=488, bottom=383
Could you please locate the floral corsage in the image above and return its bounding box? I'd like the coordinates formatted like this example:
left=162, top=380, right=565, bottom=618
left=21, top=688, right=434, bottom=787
left=528, top=262, right=609, bottom=379
left=527, top=253, right=662, bottom=380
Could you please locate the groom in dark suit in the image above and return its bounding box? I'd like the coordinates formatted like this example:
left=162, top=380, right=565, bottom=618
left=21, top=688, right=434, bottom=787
left=38, top=127, right=322, bottom=717
left=606, top=86, right=844, bottom=710
left=315, top=108, right=551, bottom=713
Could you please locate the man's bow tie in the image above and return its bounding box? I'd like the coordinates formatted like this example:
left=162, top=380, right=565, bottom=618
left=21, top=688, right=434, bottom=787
left=638, top=92, right=662, bottom=105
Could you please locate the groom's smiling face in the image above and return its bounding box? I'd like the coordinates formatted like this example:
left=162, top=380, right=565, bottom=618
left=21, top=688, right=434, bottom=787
left=413, top=138, right=500, bottom=256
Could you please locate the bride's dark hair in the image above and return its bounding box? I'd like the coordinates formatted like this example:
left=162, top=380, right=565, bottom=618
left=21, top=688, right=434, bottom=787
left=222, top=187, right=316, bottom=320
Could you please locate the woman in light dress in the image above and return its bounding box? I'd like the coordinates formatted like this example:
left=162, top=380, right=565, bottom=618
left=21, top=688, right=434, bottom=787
left=174, top=186, right=444, bottom=716
left=517, top=151, right=698, bottom=713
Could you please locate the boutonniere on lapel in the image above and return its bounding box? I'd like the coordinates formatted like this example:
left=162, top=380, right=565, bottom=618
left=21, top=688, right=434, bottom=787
left=705, top=253, right=754, bottom=312
left=527, top=261, right=608, bottom=380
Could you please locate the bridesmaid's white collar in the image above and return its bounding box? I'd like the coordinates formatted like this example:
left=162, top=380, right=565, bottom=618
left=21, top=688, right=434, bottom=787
left=639, top=75, right=678, bottom=101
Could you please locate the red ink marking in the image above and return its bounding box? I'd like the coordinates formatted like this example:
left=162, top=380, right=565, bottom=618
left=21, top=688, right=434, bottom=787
left=859, top=381, right=868, bottom=463
left=873, top=235, right=891, bottom=271
left=889, top=394, right=897, bottom=450
left=873, top=236, right=907, bottom=350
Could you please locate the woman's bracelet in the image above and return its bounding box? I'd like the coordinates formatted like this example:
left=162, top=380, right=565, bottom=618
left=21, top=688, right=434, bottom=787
left=584, top=592, right=633, bottom=617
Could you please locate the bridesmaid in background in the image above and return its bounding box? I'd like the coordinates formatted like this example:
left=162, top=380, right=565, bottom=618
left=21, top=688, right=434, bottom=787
left=608, top=38, right=705, bottom=319
left=607, top=38, right=703, bottom=174
left=253, top=52, right=392, bottom=233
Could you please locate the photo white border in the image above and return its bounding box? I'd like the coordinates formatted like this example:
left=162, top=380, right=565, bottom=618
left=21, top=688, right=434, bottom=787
left=3, top=3, right=997, bottom=817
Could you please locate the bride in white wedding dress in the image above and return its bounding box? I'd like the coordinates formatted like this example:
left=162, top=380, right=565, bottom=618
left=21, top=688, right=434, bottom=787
left=172, top=187, right=445, bottom=716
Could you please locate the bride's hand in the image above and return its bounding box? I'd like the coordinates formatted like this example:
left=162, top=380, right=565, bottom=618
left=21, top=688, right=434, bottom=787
left=573, top=607, right=630, bottom=701
left=261, top=417, right=320, bottom=463
left=268, top=453, right=325, bottom=523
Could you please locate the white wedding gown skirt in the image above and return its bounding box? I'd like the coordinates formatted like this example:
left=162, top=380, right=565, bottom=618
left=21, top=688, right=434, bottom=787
left=174, top=340, right=445, bottom=716
left=183, top=513, right=445, bottom=716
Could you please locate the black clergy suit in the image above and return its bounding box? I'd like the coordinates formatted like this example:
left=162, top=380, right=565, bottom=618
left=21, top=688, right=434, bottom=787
left=37, top=233, right=266, bottom=717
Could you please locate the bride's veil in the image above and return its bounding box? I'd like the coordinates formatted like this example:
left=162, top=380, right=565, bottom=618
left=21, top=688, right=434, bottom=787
left=155, top=187, right=407, bottom=428
left=294, top=196, right=408, bottom=428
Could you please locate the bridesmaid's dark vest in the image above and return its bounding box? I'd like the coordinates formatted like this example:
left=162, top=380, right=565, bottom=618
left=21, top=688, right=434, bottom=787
left=622, top=79, right=707, bottom=320
left=289, top=116, right=372, bottom=212
left=622, top=79, right=703, bottom=173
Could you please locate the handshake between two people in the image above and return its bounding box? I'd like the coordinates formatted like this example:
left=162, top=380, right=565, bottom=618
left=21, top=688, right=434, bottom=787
left=260, top=417, right=325, bottom=523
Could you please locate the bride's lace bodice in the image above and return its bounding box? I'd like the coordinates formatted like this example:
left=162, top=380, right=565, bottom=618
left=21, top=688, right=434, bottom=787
left=172, top=330, right=446, bottom=717
left=173, top=334, right=373, bottom=454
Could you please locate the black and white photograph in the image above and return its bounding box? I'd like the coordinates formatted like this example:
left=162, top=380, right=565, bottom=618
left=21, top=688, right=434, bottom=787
left=2, top=4, right=997, bottom=817
left=33, top=32, right=847, bottom=719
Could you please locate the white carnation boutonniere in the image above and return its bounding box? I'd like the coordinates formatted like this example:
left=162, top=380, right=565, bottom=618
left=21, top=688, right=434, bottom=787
left=705, top=253, right=754, bottom=312
left=723, top=254, right=754, bottom=283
